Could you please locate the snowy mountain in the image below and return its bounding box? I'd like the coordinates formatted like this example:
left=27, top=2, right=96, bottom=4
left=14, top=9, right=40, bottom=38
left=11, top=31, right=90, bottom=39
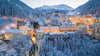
left=74, top=0, right=100, bottom=17
left=33, top=4, right=73, bottom=15
left=36, top=4, right=73, bottom=11
left=0, top=0, right=33, bottom=18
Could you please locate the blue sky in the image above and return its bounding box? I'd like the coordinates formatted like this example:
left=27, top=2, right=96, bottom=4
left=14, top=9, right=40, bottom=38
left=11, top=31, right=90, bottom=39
left=21, top=0, right=89, bottom=9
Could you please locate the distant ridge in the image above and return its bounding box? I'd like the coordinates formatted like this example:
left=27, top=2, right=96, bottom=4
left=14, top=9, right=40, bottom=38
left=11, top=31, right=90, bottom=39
left=33, top=4, right=73, bottom=15
left=35, top=4, right=73, bottom=11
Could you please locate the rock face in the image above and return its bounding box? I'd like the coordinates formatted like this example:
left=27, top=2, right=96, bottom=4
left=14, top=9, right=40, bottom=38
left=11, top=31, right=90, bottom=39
left=39, top=32, right=100, bottom=56
left=0, top=0, right=33, bottom=18
left=74, top=0, right=100, bottom=17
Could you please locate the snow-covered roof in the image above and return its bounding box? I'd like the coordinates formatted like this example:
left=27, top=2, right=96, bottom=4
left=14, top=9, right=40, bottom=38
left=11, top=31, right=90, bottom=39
left=5, top=29, right=24, bottom=33
left=61, top=23, right=75, bottom=27
left=20, top=26, right=28, bottom=28
left=40, top=26, right=59, bottom=28
left=25, top=24, right=30, bottom=26
left=27, top=28, right=33, bottom=30
left=80, top=25, right=86, bottom=28
left=50, top=33, right=64, bottom=35
left=36, top=30, right=43, bottom=32
left=45, top=32, right=75, bottom=35
left=95, top=17, right=100, bottom=19
left=66, top=32, right=75, bottom=34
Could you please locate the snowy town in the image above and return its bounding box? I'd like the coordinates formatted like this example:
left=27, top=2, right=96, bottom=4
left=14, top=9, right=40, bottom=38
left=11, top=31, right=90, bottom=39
left=0, top=14, right=100, bottom=56
left=0, top=0, right=100, bottom=56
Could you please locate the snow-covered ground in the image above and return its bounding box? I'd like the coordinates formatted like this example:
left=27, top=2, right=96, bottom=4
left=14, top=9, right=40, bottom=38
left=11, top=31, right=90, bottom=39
left=0, top=34, right=32, bottom=56
left=39, top=32, right=100, bottom=56
left=0, top=31, right=100, bottom=56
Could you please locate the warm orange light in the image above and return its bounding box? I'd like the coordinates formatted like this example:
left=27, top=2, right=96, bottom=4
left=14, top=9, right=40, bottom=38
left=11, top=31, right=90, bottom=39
left=2, top=16, right=8, bottom=19
left=5, top=26, right=9, bottom=29
left=29, top=30, right=34, bottom=36
left=11, top=23, right=16, bottom=27
left=1, top=30, right=5, bottom=33
left=29, top=15, right=34, bottom=18
left=46, top=19, right=52, bottom=22
left=13, top=17, right=18, bottom=20
left=25, top=18, right=28, bottom=20
left=31, top=37, right=36, bottom=44
left=23, top=30, right=28, bottom=34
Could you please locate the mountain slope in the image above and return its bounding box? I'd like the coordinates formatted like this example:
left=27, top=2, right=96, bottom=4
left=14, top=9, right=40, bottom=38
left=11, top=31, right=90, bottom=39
left=0, top=0, right=33, bottom=18
left=36, top=4, right=73, bottom=11
left=33, top=4, right=73, bottom=15
left=74, top=0, right=100, bottom=17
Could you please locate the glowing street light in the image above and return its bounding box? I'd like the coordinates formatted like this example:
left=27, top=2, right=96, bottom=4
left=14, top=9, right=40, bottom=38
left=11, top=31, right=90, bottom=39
left=2, top=16, right=8, bottom=19
left=1, top=30, right=5, bottom=33
left=13, top=17, right=18, bottom=20
left=31, top=37, right=36, bottom=44
left=11, top=23, right=17, bottom=27
left=5, top=26, right=9, bottom=29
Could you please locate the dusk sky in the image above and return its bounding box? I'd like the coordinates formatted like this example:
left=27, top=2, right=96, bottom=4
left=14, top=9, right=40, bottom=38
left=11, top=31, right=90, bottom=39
left=21, top=0, right=89, bottom=9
